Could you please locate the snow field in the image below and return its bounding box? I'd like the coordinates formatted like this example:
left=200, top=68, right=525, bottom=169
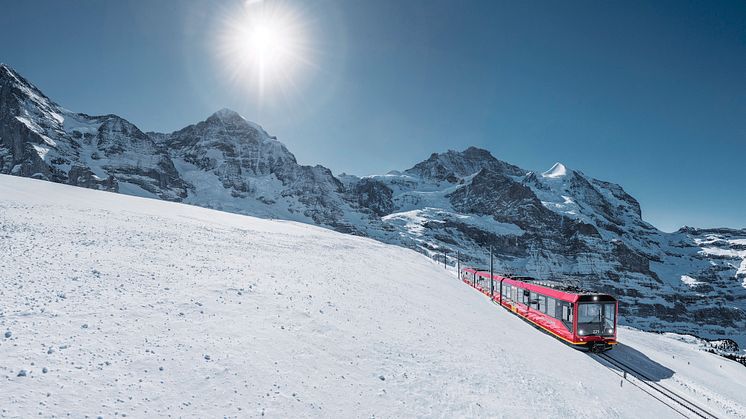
left=0, top=175, right=744, bottom=418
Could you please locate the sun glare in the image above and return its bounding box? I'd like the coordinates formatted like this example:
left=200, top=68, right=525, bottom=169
left=218, top=1, right=311, bottom=98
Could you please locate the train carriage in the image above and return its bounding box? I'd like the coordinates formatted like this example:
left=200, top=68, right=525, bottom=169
left=459, top=267, right=618, bottom=352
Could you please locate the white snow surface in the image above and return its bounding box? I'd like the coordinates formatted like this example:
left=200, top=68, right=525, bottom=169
left=542, top=162, right=568, bottom=178
left=1, top=174, right=745, bottom=418
left=680, top=275, right=703, bottom=287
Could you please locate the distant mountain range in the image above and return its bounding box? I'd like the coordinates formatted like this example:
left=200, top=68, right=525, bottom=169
left=1, top=63, right=744, bottom=350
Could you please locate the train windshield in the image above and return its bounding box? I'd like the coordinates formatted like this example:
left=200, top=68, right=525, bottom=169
left=577, top=303, right=616, bottom=336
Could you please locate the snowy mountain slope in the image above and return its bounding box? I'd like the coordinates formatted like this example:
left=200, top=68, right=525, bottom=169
left=1, top=63, right=744, bottom=353
left=0, top=64, right=185, bottom=199
left=159, top=108, right=369, bottom=231
left=0, top=63, right=379, bottom=232
left=1, top=174, right=745, bottom=418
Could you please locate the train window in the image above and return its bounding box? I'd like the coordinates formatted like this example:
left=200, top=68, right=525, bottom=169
left=561, top=304, right=573, bottom=322
left=546, top=297, right=556, bottom=317
left=603, top=303, right=615, bottom=332
left=539, top=295, right=547, bottom=313
left=578, top=304, right=602, bottom=324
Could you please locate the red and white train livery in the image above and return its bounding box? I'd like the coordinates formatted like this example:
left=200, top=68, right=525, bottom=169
left=460, top=267, right=618, bottom=352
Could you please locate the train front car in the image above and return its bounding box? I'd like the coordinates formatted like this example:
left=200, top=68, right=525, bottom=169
left=574, top=294, right=618, bottom=352
left=458, top=267, right=619, bottom=353
left=503, top=278, right=619, bottom=353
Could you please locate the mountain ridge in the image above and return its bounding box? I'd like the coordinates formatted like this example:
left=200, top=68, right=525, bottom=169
left=1, top=64, right=744, bottom=350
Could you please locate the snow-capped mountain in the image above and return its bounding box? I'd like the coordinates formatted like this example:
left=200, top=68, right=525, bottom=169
left=0, top=64, right=185, bottom=199
left=1, top=63, right=744, bottom=350
left=355, top=151, right=746, bottom=350
left=157, top=108, right=365, bottom=230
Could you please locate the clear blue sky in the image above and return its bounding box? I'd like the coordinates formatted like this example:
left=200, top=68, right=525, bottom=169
left=1, top=0, right=744, bottom=231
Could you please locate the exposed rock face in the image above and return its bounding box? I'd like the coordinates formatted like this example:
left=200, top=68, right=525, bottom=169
left=1, top=63, right=744, bottom=349
left=0, top=65, right=63, bottom=181
left=352, top=178, right=394, bottom=216
left=449, top=168, right=558, bottom=228
left=0, top=64, right=186, bottom=200
left=67, top=165, right=118, bottom=191
left=406, top=146, right=525, bottom=181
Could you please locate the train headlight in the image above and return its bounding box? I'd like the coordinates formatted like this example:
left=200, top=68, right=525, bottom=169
left=578, top=329, right=585, bottom=336
left=607, top=329, right=614, bottom=334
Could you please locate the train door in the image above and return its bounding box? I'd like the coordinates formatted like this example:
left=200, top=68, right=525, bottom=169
left=560, top=302, right=573, bottom=332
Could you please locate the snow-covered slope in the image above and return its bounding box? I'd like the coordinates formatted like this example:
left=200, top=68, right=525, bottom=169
left=1, top=174, right=745, bottom=418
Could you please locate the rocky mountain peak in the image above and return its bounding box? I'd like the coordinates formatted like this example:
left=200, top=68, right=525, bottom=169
left=0, top=64, right=47, bottom=100
left=207, top=108, right=246, bottom=125
left=167, top=109, right=284, bottom=153
left=460, top=146, right=496, bottom=160
left=95, top=115, right=154, bottom=152
left=0, top=63, right=58, bottom=119
left=0, top=63, right=22, bottom=84
left=405, top=146, right=525, bottom=182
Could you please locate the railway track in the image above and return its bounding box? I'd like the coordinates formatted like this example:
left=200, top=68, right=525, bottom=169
left=457, top=267, right=728, bottom=418
left=593, top=352, right=720, bottom=419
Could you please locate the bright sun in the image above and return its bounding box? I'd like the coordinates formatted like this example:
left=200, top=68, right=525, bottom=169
left=218, top=1, right=310, bottom=97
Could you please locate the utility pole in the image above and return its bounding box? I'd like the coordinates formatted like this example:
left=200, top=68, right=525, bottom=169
left=457, top=250, right=460, bottom=277
left=489, top=245, right=494, bottom=298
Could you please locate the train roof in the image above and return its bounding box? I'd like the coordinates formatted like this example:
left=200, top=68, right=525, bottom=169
left=461, top=267, right=616, bottom=301
left=526, top=280, right=596, bottom=295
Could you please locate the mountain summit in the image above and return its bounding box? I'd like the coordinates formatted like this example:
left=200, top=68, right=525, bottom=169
left=210, top=107, right=244, bottom=120
left=404, top=147, right=525, bottom=181
left=542, top=162, right=568, bottom=178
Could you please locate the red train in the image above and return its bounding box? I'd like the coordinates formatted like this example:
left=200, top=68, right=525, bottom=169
left=460, top=267, right=618, bottom=352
